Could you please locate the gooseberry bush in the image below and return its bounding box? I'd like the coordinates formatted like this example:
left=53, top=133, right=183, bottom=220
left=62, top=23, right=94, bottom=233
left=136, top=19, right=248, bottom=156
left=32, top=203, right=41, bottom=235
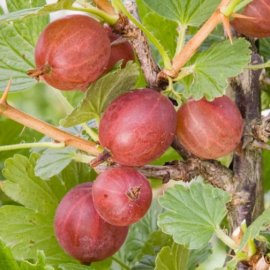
left=1, top=0, right=270, bottom=269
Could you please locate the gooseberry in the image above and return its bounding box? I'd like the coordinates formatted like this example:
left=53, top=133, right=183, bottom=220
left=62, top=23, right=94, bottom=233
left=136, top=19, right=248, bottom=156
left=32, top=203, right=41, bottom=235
left=99, top=89, right=177, bottom=166
left=29, top=15, right=111, bottom=91
left=176, top=96, right=243, bottom=159
left=92, top=167, right=152, bottom=226
left=54, top=182, right=128, bottom=263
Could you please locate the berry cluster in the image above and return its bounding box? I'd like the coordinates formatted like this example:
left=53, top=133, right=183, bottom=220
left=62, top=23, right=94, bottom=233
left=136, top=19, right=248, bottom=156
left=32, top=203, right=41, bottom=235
left=30, top=14, right=244, bottom=264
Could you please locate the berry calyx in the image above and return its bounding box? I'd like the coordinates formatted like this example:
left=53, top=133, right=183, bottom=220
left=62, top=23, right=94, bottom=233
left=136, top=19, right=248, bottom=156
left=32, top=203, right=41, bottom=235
left=232, top=0, right=270, bottom=38
left=28, top=15, right=111, bottom=91
left=99, top=89, right=177, bottom=166
left=92, top=167, right=152, bottom=226
left=176, top=96, right=243, bottom=159
left=54, top=182, right=128, bottom=263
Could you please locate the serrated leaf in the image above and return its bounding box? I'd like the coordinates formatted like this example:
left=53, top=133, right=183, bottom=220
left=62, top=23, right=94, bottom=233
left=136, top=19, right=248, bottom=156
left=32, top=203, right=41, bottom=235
left=0, top=240, right=20, bottom=270
left=155, top=244, right=189, bottom=270
left=35, top=147, right=75, bottom=180
left=181, top=39, right=251, bottom=100
left=239, top=207, right=270, bottom=250
left=158, top=181, right=231, bottom=249
left=0, top=0, right=48, bottom=92
left=142, top=0, right=220, bottom=26
left=60, top=62, right=139, bottom=127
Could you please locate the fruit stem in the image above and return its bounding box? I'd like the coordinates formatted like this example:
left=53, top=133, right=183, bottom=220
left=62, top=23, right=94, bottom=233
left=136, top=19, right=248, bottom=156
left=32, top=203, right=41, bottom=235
left=73, top=152, right=95, bottom=164
left=215, top=227, right=238, bottom=250
left=112, top=256, right=130, bottom=270
left=0, top=142, right=65, bottom=152
left=247, top=61, right=270, bottom=70
left=231, top=0, right=252, bottom=14
left=0, top=82, right=101, bottom=157
left=112, top=0, right=171, bottom=69
left=162, top=0, right=230, bottom=78
left=221, top=0, right=241, bottom=16
left=71, top=6, right=118, bottom=25
left=90, top=149, right=111, bottom=167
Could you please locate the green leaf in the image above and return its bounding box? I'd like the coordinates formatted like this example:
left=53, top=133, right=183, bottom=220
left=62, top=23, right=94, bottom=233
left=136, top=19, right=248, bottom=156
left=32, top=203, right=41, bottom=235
left=35, top=147, right=75, bottom=180
left=181, top=39, right=251, bottom=100
left=60, top=62, right=139, bottom=127
left=132, top=256, right=155, bottom=270
left=19, top=251, right=55, bottom=270
left=158, top=180, right=231, bottom=249
left=0, top=240, right=20, bottom=270
left=187, top=245, right=212, bottom=270
left=239, top=207, right=270, bottom=250
left=137, top=0, right=177, bottom=58
left=155, top=244, right=189, bottom=270
left=142, top=0, right=220, bottom=26
left=59, top=258, right=112, bottom=270
left=0, top=0, right=48, bottom=92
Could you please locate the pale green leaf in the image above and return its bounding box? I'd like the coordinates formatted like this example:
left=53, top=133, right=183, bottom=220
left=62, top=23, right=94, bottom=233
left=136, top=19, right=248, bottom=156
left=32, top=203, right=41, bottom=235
left=60, top=62, right=139, bottom=127
left=142, top=0, right=220, bottom=26
left=155, top=244, right=189, bottom=270
left=181, top=39, right=251, bottom=100
left=35, top=147, right=75, bottom=180
left=239, top=207, right=270, bottom=250
left=0, top=205, right=71, bottom=263
left=0, top=240, right=20, bottom=270
left=0, top=0, right=48, bottom=92
left=158, top=181, right=231, bottom=249
left=19, top=251, right=55, bottom=270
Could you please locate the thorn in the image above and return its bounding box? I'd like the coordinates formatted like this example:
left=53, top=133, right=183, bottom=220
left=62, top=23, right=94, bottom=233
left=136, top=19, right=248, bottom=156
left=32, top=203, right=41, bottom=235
left=0, top=79, right=12, bottom=104
left=231, top=13, right=255, bottom=20
left=221, top=15, right=233, bottom=44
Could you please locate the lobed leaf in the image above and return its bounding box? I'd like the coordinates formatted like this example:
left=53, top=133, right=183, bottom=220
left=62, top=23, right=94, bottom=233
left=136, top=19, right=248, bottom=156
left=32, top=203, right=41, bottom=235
left=158, top=180, right=231, bottom=249
left=181, top=39, right=251, bottom=100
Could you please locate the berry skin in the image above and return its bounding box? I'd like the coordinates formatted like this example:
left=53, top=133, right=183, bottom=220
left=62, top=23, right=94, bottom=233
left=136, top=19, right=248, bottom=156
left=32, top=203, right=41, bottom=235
left=105, top=27, right=135, bottom=70
left=232, top=0, right=270, bottom=38
left=30, top=15, right=111, bottom=91
left=176, top=96, right=243, bottom=159
left=54, top=183, right=128, bottom=263
left=92, top=167, right=152, bottom=226
left=99, top=89, right=177, bottom=166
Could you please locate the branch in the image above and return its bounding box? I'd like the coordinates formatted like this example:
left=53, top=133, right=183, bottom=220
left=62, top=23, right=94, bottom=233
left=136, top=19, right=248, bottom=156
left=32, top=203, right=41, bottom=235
left=0, top=84, right=101, bottom=157
left=158, top=0, right=231, bottom=81
left=114, top=0, right=160, bottom=89
left=95, top=157, right=234, bottom=191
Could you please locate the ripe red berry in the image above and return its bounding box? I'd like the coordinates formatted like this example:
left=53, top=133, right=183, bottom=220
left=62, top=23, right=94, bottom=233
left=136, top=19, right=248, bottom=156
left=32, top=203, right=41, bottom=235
left=29, top=15, right=111, bottom=91
left=176, top=96, right=243, bottom=159
left=99, top=89, right=177, bottom=166
left=105, top=27, right=135, bottom=70
left=92, top=167, right=152, bottom=226
left=54, top=183, right=128, bottom=263
left=232, top=0, right=270, bottom=38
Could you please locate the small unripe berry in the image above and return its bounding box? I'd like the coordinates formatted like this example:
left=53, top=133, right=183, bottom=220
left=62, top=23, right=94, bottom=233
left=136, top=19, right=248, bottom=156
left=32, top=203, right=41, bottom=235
left=176, top=96, right=243, bottom=159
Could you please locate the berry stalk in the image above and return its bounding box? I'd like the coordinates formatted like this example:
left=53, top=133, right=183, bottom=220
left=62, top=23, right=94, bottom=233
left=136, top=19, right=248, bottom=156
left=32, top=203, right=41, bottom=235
left=162, top=0, right=230, bottom=78
left=0, top=83, right=100, bottom=157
